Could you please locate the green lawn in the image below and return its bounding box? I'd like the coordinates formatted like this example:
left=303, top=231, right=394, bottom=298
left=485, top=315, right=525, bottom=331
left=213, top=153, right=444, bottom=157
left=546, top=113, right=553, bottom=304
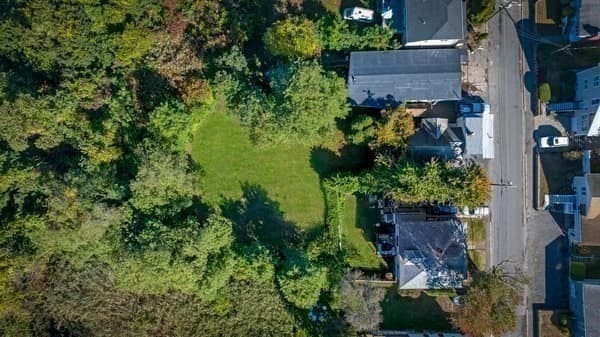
left=192, top=112, right=326, bottom=228
left=381, top=289, right=453, bottom=331
left=342, top=195, right=387, bottom=270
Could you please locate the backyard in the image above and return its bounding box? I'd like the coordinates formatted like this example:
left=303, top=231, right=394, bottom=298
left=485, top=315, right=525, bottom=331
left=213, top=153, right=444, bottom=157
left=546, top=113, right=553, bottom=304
left=192, top=112, right=327, bottom=228
left=381, top=289, right=455, bottom=331
left=343, top=195, right=388, bottom=270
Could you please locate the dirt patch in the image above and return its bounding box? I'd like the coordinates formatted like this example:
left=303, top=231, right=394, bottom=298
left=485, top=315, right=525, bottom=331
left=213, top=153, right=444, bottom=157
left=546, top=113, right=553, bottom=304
left=538, top=310, right=570, bottom=337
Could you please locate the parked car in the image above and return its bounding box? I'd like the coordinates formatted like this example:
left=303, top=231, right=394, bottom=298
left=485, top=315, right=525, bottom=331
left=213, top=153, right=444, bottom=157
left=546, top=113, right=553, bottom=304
left=539, top=136, right=569, bottom=148
left=459, top=102, right=490, bottom=115
left=343, top=7, right=375, bottom=23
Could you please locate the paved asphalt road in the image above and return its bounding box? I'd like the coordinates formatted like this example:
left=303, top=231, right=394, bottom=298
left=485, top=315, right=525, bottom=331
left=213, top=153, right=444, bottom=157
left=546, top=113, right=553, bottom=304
left=486, top=2, right=531, bottom=336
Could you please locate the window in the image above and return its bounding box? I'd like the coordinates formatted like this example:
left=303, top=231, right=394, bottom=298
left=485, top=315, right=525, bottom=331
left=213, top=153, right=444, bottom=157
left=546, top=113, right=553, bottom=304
left=592, top=98, right=600, bottom=105
left=595, top=76, right=600, bottom=87
left=584, top=80, right=589, bottom=89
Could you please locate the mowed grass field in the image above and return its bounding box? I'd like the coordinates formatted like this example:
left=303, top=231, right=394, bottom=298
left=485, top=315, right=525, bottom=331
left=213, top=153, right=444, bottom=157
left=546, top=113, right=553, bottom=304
left=191, top=112, right=325, bottom=228
left=192, top=111, right=383, bottom=269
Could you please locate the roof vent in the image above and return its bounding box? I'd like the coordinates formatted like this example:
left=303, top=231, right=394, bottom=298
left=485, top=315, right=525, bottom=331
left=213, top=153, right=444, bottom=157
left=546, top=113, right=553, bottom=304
left=418, top=17, right=426, bottom=24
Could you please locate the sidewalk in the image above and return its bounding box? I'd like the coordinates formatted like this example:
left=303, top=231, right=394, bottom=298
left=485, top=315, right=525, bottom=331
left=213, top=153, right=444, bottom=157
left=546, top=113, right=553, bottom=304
left=465, top=44, right=490, bottom=101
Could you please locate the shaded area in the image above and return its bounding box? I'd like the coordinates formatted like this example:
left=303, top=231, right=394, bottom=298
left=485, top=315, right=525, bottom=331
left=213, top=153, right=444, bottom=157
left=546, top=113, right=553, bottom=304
left=544, top=236, right=569, bottom=308
left=573, top=245, right=600, bottom=279
left=310, top=145, right=374, bottom=178
left=221, top=183, right=300, bottom=251
left=381, top=289, right=453, bottom=331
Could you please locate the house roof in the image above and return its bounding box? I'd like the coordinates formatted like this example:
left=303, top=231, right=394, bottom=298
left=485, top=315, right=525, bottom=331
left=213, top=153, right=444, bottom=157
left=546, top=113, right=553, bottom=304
left=404, top=0, right=466, bottom=43
left=457, top=110, right=495, bottom=159
left=348, top=49, right=462, bottom=108
left=408, top=118, right=463, bottom=160
left=574, top=281, right=600, bottom=337
left=395, top=214, right=467, bottom=289
left=578, top=0, right=600, bottom=39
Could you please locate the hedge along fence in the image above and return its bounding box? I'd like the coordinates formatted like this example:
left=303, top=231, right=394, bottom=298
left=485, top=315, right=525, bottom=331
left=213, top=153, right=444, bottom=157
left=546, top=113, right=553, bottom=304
left=323, top=174, right=360, bottom=250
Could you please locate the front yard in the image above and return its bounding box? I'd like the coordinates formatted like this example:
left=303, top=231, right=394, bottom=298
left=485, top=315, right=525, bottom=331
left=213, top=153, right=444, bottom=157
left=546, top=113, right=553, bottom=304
left=538, top=44, right=600, bottom=102
left=573, top=245, right=600, bottom=279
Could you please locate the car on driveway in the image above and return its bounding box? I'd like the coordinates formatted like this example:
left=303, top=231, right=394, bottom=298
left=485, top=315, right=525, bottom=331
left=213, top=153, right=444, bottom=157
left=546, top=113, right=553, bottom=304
left=539, top=136, right=569, bottom=148
left=458, top=102, right=490, bottom=115
left=343, top=7, right=375, bottom=23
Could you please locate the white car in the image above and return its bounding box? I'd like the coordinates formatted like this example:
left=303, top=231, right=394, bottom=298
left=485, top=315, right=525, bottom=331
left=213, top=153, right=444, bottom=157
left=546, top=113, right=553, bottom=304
left=539, top=136, right=569, bottom=148
left=343, top=7, right=375, bottom=23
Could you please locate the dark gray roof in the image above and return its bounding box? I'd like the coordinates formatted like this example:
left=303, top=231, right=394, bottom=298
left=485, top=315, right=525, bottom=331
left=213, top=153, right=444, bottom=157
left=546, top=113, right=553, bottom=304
left=395, top=214, right=467, bottom=289
left=348, top=49, right=462, bottom=108
left=404, top=0, right=466, bottom=43
left=579, top=0, right=600, bottom=38
left=573, top=281, right=600, bottom=337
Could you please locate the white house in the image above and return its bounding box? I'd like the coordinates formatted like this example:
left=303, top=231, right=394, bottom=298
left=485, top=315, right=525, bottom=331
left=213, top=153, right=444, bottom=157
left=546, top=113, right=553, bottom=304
left=546, top=150, right=600, bottom=245
left=572, top=65, right=600, bottom=136
left=548, top=64, right=600, bottom=136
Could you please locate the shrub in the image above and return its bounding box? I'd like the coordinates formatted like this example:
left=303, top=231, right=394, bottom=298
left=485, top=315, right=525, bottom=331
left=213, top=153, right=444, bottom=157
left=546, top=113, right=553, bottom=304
left=539, top=83, right=552, bottom=102
left=470, top=0, right=496, bottom=25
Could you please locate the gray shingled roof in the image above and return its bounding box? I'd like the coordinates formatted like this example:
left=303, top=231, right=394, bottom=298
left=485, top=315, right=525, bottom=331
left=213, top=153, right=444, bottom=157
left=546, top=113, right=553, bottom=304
left=404, top=0, right=466, bottom=43
left=348, top=49, right=462, bottom=108
left=395, top=215, right=467, bottom=289
left=573, top=281, right=600, bottom=337
left=579, top=0, right=600, bottom=38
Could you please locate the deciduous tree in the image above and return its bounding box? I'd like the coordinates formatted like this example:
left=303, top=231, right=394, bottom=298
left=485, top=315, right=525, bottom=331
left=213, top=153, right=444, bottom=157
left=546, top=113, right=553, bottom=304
left=264, top=17, right=320, bottom=59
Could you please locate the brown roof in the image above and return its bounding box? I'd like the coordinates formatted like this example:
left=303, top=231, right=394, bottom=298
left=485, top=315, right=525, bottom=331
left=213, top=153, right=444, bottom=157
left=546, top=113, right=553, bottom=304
left=582, top=175, right=600, bottom=244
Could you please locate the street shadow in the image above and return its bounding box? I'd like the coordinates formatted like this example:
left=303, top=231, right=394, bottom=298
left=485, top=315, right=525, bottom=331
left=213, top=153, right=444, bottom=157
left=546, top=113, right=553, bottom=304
left=533, top=124, right=562, bottom=141
left=220, top=182, right=300, bottom=251
left=530, top=234, right=570, bottom=335
left=514, top=18, right=540, bottom=113
left=545, top=235, right=569, bottom=308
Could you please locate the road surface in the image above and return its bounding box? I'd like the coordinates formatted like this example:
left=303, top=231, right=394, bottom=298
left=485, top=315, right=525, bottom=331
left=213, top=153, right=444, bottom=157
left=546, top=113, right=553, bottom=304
left=486, top=1, right=531, bottom=336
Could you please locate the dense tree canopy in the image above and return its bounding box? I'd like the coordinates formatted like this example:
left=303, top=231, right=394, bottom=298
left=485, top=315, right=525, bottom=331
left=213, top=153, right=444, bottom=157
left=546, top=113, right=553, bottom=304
left=451, top=266, right=525, bottom=337
left=0, top=0, right=492, bottom=335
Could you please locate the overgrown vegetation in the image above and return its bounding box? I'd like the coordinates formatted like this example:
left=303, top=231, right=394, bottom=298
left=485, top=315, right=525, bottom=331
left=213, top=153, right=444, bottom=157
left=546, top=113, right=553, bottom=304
left=0, top=0, right=493, bottom=335
left=469, top=0, right=497, bottom=26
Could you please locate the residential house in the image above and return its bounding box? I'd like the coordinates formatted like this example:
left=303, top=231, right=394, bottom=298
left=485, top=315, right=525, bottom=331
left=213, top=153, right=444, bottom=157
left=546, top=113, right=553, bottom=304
left=408, top=112, right=495, bottom=160
left=408, top=118, right=463, bottom=160
left=570, top=280, right=600, bottom=337
left=548, top=64, right=600, bottom=136
left=456, top=105, right=495, bottom=160
left=387, top=211, right=467, bottom=290
left=566, top=0, right=600, bottom=42
left=348, top=49, right=464, bottom=108
left=572, top=171, right=600, bottom=245
left=546, top=150, right=600, bottom=245
left=381, top=0, right=466, bottom=47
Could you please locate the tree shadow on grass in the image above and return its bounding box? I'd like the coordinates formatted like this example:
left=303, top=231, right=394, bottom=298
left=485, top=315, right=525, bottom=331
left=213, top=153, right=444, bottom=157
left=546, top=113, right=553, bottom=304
left=310, top=145, right=374, bottom=179
left=220, top=182, right=300, bottom=252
